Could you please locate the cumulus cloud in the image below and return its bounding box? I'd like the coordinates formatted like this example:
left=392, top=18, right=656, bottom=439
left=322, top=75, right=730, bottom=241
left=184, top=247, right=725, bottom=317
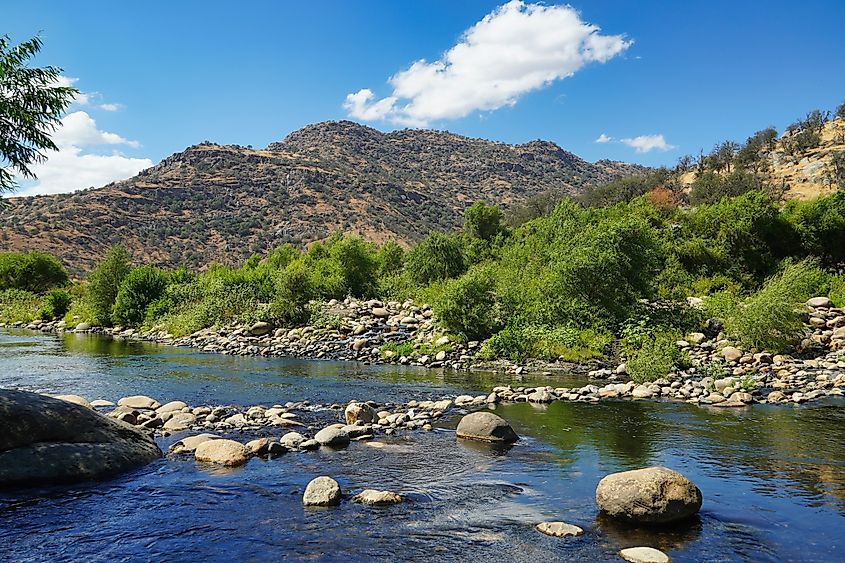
left=595, top=133, right=612, bottom=143
left=344, top=0, right=631, bottom=126
left=619, top=134, right=676, bottom=153
left=55, top=75, right=124, bottom=112
left=14, top=111, right=152, bottom=196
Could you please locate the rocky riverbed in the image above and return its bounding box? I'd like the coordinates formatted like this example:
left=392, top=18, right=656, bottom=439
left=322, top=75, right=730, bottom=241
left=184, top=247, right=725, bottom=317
left=5, top=297, right=845, bottom=409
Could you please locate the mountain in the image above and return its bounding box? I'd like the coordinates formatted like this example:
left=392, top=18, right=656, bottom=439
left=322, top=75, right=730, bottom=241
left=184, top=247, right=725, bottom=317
left=0, top=121, right=644, bottom=274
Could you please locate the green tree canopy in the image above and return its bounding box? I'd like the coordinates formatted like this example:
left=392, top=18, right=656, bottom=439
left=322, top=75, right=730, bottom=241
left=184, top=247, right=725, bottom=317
left=0, top=35, right=77, bottom=192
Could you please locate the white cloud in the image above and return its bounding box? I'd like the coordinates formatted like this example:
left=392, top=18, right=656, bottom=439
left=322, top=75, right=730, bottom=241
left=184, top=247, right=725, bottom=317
left=13, top=111, right=151, bottom=196
left=17, top=147, right=153, bottom=196
left=595, top=133, right=612, bottom=143
left=55, top=76, right=124, bottom=112
left=619, top=134, right=676, bottom=153
left=97, top=103, right=124, bottom=112
left=53, top=111, right=141, bottom=149
left=344, top=0, right=631, bottom=126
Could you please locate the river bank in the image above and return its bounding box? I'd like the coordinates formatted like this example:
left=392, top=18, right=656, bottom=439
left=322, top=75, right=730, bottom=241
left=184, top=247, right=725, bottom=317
left=5, top=296, right=845, bottom=410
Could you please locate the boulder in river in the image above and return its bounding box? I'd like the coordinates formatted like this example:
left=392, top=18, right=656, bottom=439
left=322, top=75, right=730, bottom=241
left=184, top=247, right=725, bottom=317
left=314, top=426, right=350, bottom=448
left=54, top=394, right=92, bottom=409
left=455, top=411, right=518, bottom=443
left=303, top=476, right=342, bottom=507
left=117, top=395, right=160, bottom=410
left=280, top=432, right=306, bottom=448
left=345, top=402, right=377, bottom=425
left=194, top=439, right=249, bottom=467
left=249, top=321, right=273, bottom=336
left=351, top=489, right=402, bottom=506
left=169, top=434, right=220, bottom=454
left=596, top=467, right=702, bottom=524
left=619, top=547, right=671, bottom=563
left=0, top=389, right=161, bottom=488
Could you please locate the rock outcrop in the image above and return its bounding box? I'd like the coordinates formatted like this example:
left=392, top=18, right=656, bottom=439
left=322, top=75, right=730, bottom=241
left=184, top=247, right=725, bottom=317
left=0, top=389, right=161, bottom=488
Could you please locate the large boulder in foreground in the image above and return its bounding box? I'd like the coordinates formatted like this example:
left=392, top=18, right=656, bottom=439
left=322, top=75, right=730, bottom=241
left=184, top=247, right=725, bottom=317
left=596, top=467, right=702, bottom=524
left=455, top=411, right=518, bottom=443
left=0, top=389, right=161, bottom=488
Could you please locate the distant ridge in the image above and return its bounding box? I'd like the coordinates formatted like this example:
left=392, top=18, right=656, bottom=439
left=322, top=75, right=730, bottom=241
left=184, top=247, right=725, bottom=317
left=0, top=121, right=644, bottom=273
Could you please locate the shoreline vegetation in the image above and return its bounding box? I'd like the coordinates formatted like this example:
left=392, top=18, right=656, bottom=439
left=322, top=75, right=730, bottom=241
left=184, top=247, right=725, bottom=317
left=2, top=106, right=845, bottom=411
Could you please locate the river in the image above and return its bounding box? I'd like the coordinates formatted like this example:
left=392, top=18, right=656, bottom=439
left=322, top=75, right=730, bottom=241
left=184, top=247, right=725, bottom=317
left=1, top=330, right=844, bottom=562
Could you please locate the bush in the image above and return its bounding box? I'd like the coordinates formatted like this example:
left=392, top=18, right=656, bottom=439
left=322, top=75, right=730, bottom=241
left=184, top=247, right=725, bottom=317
left=480, top=321, right=611, bottom=363
left=112, top=266, right=168, bottom=327
left=464, top=201, right=505, bottom=241
left=627, top=332, right=683, bottom=383
left=269, top=261, right=313, bottom=325
left=434, top=265, right=499, bottom=341
left=38, top=288, right=72, bottom=320
left=376, top=240, right=405, bottom=277
left=405, top=232, right=466, bottom=285
left=0, top=288, right=41, bottom=323
left=725, top=259, right=828, bottom=352
left=86, top=246, right=132, bottom=326
left=0, top=251, right=68, bottom=293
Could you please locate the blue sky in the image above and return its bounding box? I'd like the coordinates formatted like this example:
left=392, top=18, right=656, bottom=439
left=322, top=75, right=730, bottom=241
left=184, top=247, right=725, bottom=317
left=6, top=0, right=845, bottom=195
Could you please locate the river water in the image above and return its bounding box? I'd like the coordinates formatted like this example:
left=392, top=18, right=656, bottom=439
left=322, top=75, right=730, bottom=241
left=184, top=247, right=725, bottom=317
left=1, top=330, right=844, bottom=562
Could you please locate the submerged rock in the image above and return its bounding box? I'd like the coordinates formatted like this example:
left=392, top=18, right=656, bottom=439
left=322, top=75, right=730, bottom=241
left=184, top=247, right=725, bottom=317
left=596, top=467, right=702, bottom=524
left=0, top=389, right=161, bottom=488
left=619, top=547, right=671, bottom=563
left=351, top=489, right=402, bottom=506
left=455, top=411, right=518, bottom=443
left=535, top=521, right=584, bottom=538
left=303, top=476, right=342, bottom=506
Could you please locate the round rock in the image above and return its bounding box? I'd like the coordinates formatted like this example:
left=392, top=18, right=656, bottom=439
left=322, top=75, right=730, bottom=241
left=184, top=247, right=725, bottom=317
left=194, top=439, right=249, bottom=467
left=314, top=427, right=350, bottom=448
left=596, top=467, right=702, bottom=524
left=303, top=476, right=342, bottom=507
left=455, top=411, right=518, bottom=443
left=345, top=402, right=377, bottom=425
left=117, top=395, right=160, bottom=410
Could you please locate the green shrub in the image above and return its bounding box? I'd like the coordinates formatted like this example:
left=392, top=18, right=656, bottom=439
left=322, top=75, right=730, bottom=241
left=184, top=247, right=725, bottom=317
left=0, top=251, right=69, bottom=293
left=112, top=266, right=168, bottom=327
left=627, top=332, right=684, bottom=383
left=269, top=261, right=313, bottom=325
left=464, top=200, right=505, bottom=241
left=434, top=265, right=499, bottom=341
left=830, top=276, right=845, bottom=307
left=38, top=288, right=72, bottom=320
left=405, top=232, right=466, bottom=285
left=724, top=259, right=827, bottom=352
left=86, top=246, right=132, bottom=326
left=0, top=289, right=41, bottom=323
left=480, top=321, right=611, bottom=363
left=376, top=240, right=405, bottom=277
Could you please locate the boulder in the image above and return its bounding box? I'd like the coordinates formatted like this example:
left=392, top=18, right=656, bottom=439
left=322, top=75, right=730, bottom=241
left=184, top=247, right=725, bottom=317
left=280, top=431, right=306, bottom=448
left=194, top=439, right=249, bottom=467
left=0, top=389, right=161, bottom=488
left=371, top=307, right=390, bottom=318
left=596, top=467, right=702, bottom=524
left=299, top=439, right=320, bottom=450
left=345, top=402, right=377, bottom=425
left=245, top=438, right=271, bottom=455
left=535, top=521, right=584, bottom=538
left=351, top=489, right=402, bottom=506
left=90, top=400, right=115, bottom=408
left=455, top=412, right=518, bottom=443
left=722, top=347, right=742, bottom=363
left=619, top=547, right=671, bottom=563
left=807, top=296, right=833, bottom=308
left=117, top=395, right=160, bottom=410
left=162, top=412, right=197, bottom=431
left=314, top=427, right=350, bottom=448
left=156, top=401, right=188, bottom=413
left=169, top=434, right=219, bottom=454
left=249, top=321, right=273, bottom=336
left=74, top=322, right=91, bottom=332
left=302, top=476, right=342, bottom=506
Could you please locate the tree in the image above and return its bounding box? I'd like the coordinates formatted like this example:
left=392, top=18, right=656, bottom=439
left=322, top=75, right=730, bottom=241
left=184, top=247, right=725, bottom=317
left=87, top=245, right=132, bottom=326
left=0, top=250, right=68, bottom=293
left=112, top=266, right=168, bottom=326
left=0, top=35, right=77, bottom=193
left=464, top=201, right=505, bottom=241
left=837, top=101, right=845, bottom=120
left=405, top=232, right=466, bottom=285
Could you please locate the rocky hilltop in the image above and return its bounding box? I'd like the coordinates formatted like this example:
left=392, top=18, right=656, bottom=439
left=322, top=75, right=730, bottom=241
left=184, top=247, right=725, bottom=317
left=0, top=121, right=643, bottom=273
